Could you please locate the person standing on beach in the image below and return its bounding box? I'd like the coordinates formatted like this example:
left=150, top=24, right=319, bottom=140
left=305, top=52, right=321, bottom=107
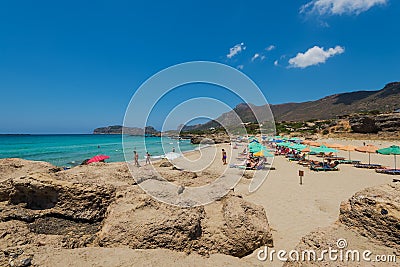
left=222, top=149, right=227, bottom=165
left=145, top=152, right=151, bottom=165
left=134, top=151, right=140, bottom=167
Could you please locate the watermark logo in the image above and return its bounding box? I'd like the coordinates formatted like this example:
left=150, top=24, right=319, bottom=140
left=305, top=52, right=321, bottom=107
left=122, top=61, right=275, bottom=207
left=257, top=238, right=397, bottom=263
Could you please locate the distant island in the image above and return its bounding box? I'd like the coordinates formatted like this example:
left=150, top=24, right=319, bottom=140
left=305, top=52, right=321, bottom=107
left=93, top=125, right=160, bottom=136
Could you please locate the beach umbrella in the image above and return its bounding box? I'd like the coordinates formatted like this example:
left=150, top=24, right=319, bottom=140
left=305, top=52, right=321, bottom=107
left=377, top=145, right=400, bottom=170
left=311, top=145, right=337, bottom=163
left=253, top=147, right=274, bottom=157
left=289, top=143, right=307, bottom=151
left=248, top=142, right=263, bottom=153
left=339, top=145, right=357, bottom=160
left=279, top=142, right=292, bottom=148
left=311, top=145, right=337, bottom=154
left=87, top=155, right=110, bottom=164
left=308, top=141, right=321, bottom=147
left=302, top=147, right=311, bottom=159
left=355, top=145, right=378, bottom=165
left=288, top=137, right=302, bottom=143
left=324, top=143, right=344, bottom=149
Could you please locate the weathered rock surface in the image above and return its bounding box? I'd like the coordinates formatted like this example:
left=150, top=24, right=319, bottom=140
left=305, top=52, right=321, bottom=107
left=0, top=173, right=115, bottom=223
left=0, top=158, right=274, bottom=266
left=339, top=183, right=400, bottom=250
left=96, top=188, right=273, bottom=257
left=350, top=113, right=400, bottom=134
left=350, top=116, right=381, bottom=133
left=284, top=183, right=400, bottom=266
left=159, top=160, right=174, bottom=167
left=190, top=134, right=231, bottom=144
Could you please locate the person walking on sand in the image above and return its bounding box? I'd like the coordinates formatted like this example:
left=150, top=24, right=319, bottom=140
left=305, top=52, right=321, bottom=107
left=134, top=151, right=140, bottom=167
left=222, top=149, right=227, bottom=165
left=145, top=152, right=151, bottom=165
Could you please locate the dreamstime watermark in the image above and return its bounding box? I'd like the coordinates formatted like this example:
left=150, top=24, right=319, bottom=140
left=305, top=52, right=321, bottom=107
left=257, top=238, right=397, bottom=263
left=122, top=61, right=276, bottom=207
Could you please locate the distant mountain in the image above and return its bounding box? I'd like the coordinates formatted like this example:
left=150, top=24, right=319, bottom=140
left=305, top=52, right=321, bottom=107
left=93, top=125, right=159, bottom=135
left=272, top=82, right=400, bottom=121
left=181, top=82, right=400, bottom=131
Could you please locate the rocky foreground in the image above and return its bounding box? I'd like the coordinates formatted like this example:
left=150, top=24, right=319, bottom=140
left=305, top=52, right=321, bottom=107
left=284, top=183, right=400, bottom=267
left=0, top=158, right=272, bottom=267
left=0, top=158, right=399, bottom=266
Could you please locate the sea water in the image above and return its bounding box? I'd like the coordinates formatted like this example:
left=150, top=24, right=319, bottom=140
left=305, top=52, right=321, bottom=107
left=0, top=134, right=197, bottom=167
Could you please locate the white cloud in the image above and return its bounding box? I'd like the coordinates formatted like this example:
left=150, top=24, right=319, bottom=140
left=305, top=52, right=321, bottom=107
left=274, top=60, right=279, bottom=66
left=261, top=55, right=266, bottom=60
left=237, top=65, right=244, bottom=70
left=288, top=45, right=344, bottom=68
left=227, top=43, right=246, bottom=59
left=265, top=45, right=276, bottom=51
left=251, top=53, right=260, bottom=62
left=300, top=0, right=387, bottom=15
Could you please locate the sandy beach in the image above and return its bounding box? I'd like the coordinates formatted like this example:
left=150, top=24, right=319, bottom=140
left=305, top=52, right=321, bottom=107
left=169, top=137, right=399, bottom=266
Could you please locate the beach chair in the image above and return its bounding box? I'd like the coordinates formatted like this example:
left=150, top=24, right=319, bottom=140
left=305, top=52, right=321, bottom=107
left=375, top=168, right=400, bottom=175
left=354, top=163, right=382, bottom=169
left=310, top=162, right=339, bottom=172
left=338, top=160, right=360, bottom=165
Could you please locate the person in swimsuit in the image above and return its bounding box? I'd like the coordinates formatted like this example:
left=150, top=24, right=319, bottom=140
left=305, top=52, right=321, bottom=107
left=222, top=149, right=227, bottom=165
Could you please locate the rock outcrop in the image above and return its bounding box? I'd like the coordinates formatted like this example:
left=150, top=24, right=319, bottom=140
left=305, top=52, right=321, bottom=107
left=339, top=183, right=400, bottom=249
left=190, top=134, right=231, bottom=144
left=0, top=158, right=273, bottom=266
left=350, top=116, right=381, bottom=133
left=349, top=113, right=400, bottom=134
left=96, top=188, right=273, bottom=257
left=284, top=183, right=400, bottom=266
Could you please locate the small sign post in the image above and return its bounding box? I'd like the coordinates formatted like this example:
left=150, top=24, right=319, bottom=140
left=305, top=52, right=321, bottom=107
left=299, top=170, right=304, bottom=185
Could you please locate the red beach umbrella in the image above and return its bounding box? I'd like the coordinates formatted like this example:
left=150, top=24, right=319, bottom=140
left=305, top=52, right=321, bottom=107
left=87, top=155, right=110, bottom=164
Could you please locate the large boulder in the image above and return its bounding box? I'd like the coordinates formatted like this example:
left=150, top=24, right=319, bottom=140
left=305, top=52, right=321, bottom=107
left=284, top=183, right=400, bottom=266
left=96, top=189, right=273, bottom=257
left=1, top=174, right=115, bottom=223
left=350, top=116, right=380, bottom=133
left=339, top=183, right=400, bottom=249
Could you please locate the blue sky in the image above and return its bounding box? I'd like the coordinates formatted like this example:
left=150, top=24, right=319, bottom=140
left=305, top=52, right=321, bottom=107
left=0, top=0, right=399, bottom=133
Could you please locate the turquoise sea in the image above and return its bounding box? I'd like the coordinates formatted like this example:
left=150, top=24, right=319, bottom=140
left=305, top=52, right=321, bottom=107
left=0, top=134, right=197, bottom=167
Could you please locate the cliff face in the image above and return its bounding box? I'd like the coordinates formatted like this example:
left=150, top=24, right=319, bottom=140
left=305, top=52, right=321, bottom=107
left=349, top=113, right=400, bottom=134
left=93, top=125, right=159, bottom=136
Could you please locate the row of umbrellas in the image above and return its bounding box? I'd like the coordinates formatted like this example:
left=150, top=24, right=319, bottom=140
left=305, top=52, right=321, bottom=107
left=248, top=139, right=274, bottom=157
left=299, top=141, right=400, bottom=170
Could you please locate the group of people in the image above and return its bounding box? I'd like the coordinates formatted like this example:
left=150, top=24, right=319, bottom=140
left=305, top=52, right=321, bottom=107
left=133, top=151, right=151, bottom=167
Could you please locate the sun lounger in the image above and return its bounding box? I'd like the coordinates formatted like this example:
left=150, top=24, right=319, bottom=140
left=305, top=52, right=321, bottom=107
left=338, top=160, right=360, bottom=164
left=375, top=169, right=400, bottom=175
left=298, top=161, right=311, bottom=167
left=310, top=163, right=339, bottom=172
left=326, top=156, right=345, bottom=161
left=354, top=163, right=382, bottom=169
